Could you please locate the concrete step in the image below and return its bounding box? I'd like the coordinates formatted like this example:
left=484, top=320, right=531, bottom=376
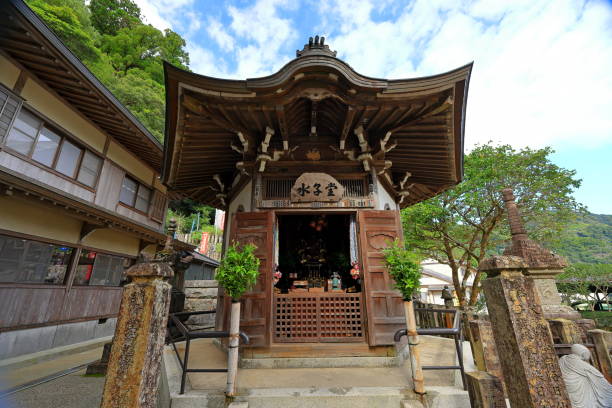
left=239, top=355, right=402, bottom=369
left=232, top=386, right=418, bottom=408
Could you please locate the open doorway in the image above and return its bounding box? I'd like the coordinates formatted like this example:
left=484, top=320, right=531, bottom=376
left=275, top=213, right=360, bottom=294
left=273, top=213, right=364, bottom=343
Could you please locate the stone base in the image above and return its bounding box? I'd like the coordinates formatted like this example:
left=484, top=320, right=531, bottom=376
left=86, top=341, right=112, bottom=375
left=541, top=304, right=581, bottom=320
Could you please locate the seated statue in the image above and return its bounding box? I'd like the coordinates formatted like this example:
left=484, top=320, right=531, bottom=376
left=558, top=344, right=612, bottom=408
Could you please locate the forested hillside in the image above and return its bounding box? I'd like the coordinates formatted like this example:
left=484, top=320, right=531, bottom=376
left=549, top=213, right=612, bottom=264
left=25, top=0, right=190, bottom=142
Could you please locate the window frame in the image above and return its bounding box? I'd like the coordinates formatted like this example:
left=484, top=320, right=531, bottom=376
left=0, top=232, right=76, bottom=285
left=73, top=249, right=133, bottom=287
left=118, top=175, right=152, bottom=214
left=2, top=107, right=104, bottom=190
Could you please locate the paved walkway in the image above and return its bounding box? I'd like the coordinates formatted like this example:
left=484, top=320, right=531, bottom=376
left=1, top=369, right=104, bottom=408
left=0, top=345, right=104, bottom=408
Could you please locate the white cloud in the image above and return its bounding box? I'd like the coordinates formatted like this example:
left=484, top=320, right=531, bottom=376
left=226, top=0, right=298, bottom=77
left=133, top=0, right=612, bottom=150
left=207, top=18, right=235, bottom=52
left=318, top=0, right=612, bottom=149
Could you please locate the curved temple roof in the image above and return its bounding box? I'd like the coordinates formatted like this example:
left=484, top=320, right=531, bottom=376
left=163, top=38, right=472, bottom=208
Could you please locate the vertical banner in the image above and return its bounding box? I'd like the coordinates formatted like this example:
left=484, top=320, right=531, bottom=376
left=199, top=231, right=210, bottom=254
left=215, top=209, right=226, bottom=231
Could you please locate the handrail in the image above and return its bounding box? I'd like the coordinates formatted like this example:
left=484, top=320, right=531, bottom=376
left=394, top=307, right=466, bottom=390
left=167, top=310, right=249, bottom=394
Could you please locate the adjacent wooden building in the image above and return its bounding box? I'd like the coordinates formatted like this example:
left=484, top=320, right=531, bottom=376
left=0, top=0, right=180, bottom=358
left=163, top=37, right=472, bottom=352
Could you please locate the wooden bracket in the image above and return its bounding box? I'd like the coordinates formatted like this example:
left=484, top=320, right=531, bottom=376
left=79, top=222, right=105, bottom=242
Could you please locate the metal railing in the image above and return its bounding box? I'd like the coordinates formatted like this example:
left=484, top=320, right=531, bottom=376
left=167, top=310, right=249, bottom=394
left=394, top=308, right=466, bottom=390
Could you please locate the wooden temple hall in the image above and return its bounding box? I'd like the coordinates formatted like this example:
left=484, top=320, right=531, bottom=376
left=163, top=37, right=472, bottom=350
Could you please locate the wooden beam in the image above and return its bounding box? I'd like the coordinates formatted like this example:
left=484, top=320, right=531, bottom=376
left=275, top=105, right=289, bottom=150
left=339, top=106, right=356, bottom=150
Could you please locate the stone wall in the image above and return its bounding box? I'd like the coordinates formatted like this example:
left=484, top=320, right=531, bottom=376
left=184, top=280, right=218, bottom=330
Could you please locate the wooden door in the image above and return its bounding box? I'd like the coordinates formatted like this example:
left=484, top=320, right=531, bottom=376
left=221, top=211, right=274, bottom=347
left=358, top=210, right=405, bottom=345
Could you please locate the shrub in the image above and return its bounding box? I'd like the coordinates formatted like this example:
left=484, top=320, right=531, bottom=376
left=216, top=243, right=260, bottom=300
left=383, top=240, right=422, bottom=301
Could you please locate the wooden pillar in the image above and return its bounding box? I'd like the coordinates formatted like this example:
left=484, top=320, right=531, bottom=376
left=465, top=371, right=505, bottom=408
left=100, top=262, right=173, bottom=408
left=480, top=255, right=571, bottom=408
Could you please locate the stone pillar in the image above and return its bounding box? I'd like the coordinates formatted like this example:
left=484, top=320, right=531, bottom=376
left=86, top=341, right=113, bottom=375
left=480, top=256, right=571, bottom=408
left=548, top=318, right=582, bottom=344
left=100, top=262, right=174, bottom=408
left=588, top=329, right=612, bottom=383
left=465, top=371, right=506, bottom=408
left=500, top=189, right=579, bottom=320
left=469, top=320, right=505, bottom=394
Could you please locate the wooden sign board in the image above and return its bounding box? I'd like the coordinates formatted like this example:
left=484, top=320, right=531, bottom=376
left=291, top=173, right=345, bottom=203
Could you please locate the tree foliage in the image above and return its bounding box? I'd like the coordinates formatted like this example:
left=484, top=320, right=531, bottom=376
left=557, top=264, right=612, bottom=311
left=383, top=240, right=422, bottom=301
left=216, top=244, right=260, bottom=301
left=27, top=0, right=100, bottom=62
left=547, top=213, right=612, bottom=264
left=26, top=0, right=190, bottom=142
left=89, top=0, right=140, bottom=35
left=402, top=143, right=583, bottom=307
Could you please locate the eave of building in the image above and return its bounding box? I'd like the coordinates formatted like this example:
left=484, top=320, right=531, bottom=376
left=0, top=0, right=163, bottom=172
left=163, top=50, right=472, bottom=209
left=0, top=167, right=168, bottom=245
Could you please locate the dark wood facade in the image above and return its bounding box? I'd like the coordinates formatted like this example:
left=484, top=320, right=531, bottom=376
left=164, top=38, right=472, bottom=349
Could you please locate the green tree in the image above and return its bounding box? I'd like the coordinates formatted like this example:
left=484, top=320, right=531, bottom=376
left=89, top=0, right=140, bottom=35
left=106, top=71, right=165, bottom=141
left=101, top=24, right=190, bottom=83
left=557, top=264, right=612, bottom=310
left=26, top=0, right=100, bottom=62
left=402, top=143, right=583, bottom=307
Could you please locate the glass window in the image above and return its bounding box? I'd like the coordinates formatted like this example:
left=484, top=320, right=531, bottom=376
left=0, top=234, right=73, bottom=284
left=119, top=177, right=138, bottom=206
left=5, top=110, right=41, bottom=155
left=32, top=127, right=61, bottom=167
left=55, top=140, right=82, bottom=177
left=77, top=151, right=102, bottom=187
left=135, top=185, right=151, bottom=213
left=74, top=250, right=130, bottom=286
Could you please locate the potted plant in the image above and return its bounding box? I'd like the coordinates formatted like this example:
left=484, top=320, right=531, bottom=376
left=383, top=240, right=425, bottom=395
left=215, top=242, right=260, bottom=396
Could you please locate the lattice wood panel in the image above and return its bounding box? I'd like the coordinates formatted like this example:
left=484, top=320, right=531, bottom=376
left=273, top=293, right=364, bottom=343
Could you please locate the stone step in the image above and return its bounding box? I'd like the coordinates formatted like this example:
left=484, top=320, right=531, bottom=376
left=232, top=387, right=419, bottom=408
left=239, top=355, right=402, bottom=369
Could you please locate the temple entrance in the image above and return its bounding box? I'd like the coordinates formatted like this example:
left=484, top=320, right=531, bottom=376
left=273, top=213, right=365, bottom=343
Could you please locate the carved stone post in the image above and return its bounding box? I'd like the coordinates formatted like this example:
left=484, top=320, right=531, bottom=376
left=465, top=371, right=506, bottom=408
left=478, top=189, right=573, bottom=407
left=500, top=189, right=579, bottom=320
left=469, top=320, right=505, bottom=394
left=588, top=329, right=612, bottom=383
left=480, top=257, right=571, bottom=407
left=100, top=262, right=174, bottom=408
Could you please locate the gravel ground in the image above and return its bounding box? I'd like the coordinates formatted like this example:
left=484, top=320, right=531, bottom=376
left=0, top=370, right=104, bottom=408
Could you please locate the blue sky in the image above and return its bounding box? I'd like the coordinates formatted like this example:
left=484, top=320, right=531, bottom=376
left=134, top=0, right=612, bottom=214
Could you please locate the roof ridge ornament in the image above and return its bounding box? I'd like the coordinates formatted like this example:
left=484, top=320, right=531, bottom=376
left=296, top=35, right=337, bottom=57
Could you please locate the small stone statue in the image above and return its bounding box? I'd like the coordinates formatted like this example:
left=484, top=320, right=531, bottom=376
left=331, top=272, right=341, bottom=291
left=441, top=285, right=454, bottom=308
left=558, top=344, right=612, bottom=408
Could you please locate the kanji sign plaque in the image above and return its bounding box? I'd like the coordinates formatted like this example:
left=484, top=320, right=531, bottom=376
left=291, top=173, right=345, bottom=203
